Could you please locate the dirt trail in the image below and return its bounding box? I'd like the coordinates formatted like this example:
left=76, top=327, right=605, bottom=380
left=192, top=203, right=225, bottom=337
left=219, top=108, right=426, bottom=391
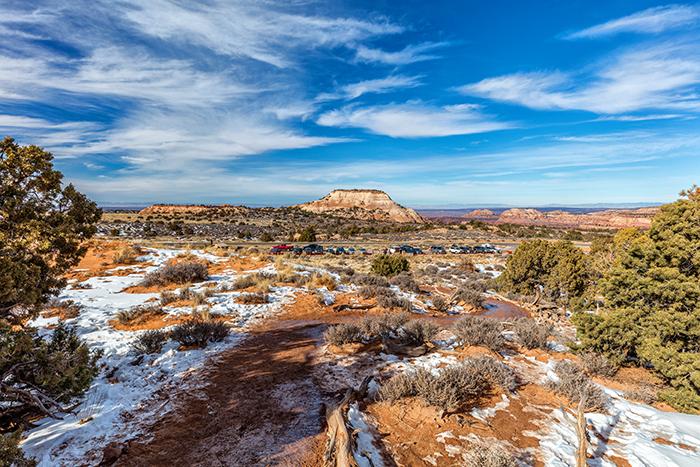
left=116, top=320, right=328, bottom=467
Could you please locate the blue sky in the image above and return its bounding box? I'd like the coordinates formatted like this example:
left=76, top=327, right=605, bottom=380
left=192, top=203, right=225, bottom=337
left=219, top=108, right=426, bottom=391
left=1, top=1, right=699, bottom=207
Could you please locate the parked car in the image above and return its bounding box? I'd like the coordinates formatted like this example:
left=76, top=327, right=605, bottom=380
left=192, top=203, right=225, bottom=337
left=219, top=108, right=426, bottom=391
left=347, top=247, right=356, bottom=255
left=292, top=247, right=303, bottom=255
left=359, top=248, right=370, bottom=255
left=302, top=244, right=324, bottom=255
left=430, top=245, right=446, bottom=254
left=448, top=245, right=463, bottom=254
left=270, top=244, right=293, bottom=255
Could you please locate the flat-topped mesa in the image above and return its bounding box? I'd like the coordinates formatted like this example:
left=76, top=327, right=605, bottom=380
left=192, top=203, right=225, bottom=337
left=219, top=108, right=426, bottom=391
left=295, top=189, right=425, bottom=223
left=138, top=204, right=250, bottom=216
left=498, top=207, right=655, bottom=229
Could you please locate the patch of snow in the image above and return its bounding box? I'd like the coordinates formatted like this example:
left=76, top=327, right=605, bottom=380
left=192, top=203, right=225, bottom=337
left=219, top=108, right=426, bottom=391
left=470, top=394, right=510, bottom=423
left=348, top=402, right=385, bottom=467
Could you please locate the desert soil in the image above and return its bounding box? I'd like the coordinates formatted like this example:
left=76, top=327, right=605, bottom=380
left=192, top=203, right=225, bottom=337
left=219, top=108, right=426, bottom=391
left=116, top=318, right=329, bottom=467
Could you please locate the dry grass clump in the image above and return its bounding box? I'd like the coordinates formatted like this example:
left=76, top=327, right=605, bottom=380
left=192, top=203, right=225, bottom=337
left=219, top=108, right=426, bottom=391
left=379, top=356, right=516, bottom=412
left=160, top=290, right=178, bottom=305
left=133, top=330, right=168, bottom=354
left=112, top=245, right=142, bottom=264
left=233, top=272, right=275, bottom=293
left=548, top=360, right=608, bottom=411
left=170, top=319, right=229, bottom=348
left=452, top=316, right=505, bottom=351
left=140, top=261, right=208, bottom=287
left=237, top=292, right=269, bottom=305
left=45, top=298, right=83, bottom=319
left=579, top=351, right=619, bottom=378
left=512, top=318, right=552, bottom=349
left=324, top=323, right=364, bottom=345
left=461, top=441, right=517, bottom=467
left=310, top=273, right=337, bottom=291
left=116, top=304, right=165, bottom=325
left=389, top=272, right=420, bottom=293
left=398, top=320, right=440, bottom=346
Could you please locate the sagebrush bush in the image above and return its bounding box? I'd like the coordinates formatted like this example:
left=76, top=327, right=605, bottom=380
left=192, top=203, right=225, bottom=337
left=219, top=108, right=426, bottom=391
left=170, top=319, right=229, bottom=347
left=233, top=275, right=257, bottom=290
left=140, top=261, right=208, bottom=287
left=452, top=316, right=505, bottom=351
left=116, top=305, right=164, bottom=325
left=579, top=351, right=619, bottom=377
left=375, top=288, right=412, bottom=311
left=371, top=254, right=410, bottom=277
left=360, top=312, right=410, bottom=340
left=324, top=323, right=364, bottom=345
left=454, top=288, right=484, bottom=308
left=45, top=298, right=82, bottom=319
left=548, top=360, right=608, bottom=411
left=461, top=442, right=517, bottom=467
left=389, top=272, right=420, bottom=293
left=351, top=274, right=389, bottom=288
left=379, top=356, right=516, bottom=412
left=512, top=319, right=552, bottom=349
left=133, top=330, right=168, bottom=354
left=160, top=290, right=178, bottom=305
left=237, top=292, right=269, bottom=305
left=431, top=295, right=449, bottom=312
left=398, top=320, right=440, bottom=346
left=624, top=386, right=657, bottom=404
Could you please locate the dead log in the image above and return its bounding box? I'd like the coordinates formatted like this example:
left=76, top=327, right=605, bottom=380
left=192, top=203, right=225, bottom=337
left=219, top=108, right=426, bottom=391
left=324, top=376, right=371, bottom=467
left=333, top=303, right=374, bottom=312
left=575, top=398, right=588, bottom=467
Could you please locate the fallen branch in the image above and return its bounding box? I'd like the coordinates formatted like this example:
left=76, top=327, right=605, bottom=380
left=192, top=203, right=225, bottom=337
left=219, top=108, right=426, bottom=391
left=324, top=376, right=371, bottom=467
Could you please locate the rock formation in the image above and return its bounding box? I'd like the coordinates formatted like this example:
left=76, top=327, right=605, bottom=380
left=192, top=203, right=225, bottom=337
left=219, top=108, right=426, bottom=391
left=295, top=189, right=424, bottom=223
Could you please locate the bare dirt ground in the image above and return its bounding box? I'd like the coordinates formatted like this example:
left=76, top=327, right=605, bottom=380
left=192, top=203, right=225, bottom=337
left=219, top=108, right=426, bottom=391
left=117, top=319, right=329, bottom=467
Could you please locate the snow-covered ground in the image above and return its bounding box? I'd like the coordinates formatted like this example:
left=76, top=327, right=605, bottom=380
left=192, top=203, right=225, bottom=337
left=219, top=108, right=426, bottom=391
left=22, top=249, right=296, bottom=466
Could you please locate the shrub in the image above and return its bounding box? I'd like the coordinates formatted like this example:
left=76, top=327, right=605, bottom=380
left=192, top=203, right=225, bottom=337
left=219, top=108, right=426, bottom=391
left=351, top=274, right=389, bottom=288
left=311, top=273, right=337, bottom=291
left=398, top=320, right=440, bottom=346
left=170, top=319, right=229, bottom=348
left=45, top=298, right=82, bottom=319
left=462, top=442, right=517, bottom=467
left=378, top=371, right=420, bottom=402
left=0, top=431, right=36, bottom=467
left=375, top=288, right=412, bottom=311
left=112, top=245, right=141, bottom=264
left=548, top=361, right=607, bottom=411
left=512, top=319, right=552, bottom=350
left=0, top=324, right=100, bottom=426
left=379, top=357, right=515, bottom=412
left=160, top=290, right=178, bottom=305
left=133, top=330, right=168, bottom=354
left=371, top=254, right=410, bottom=277
left=454, top=288, right=484, bottom=309
left=324, top=323, right=364, bottom=345
left=624, top=386, right=658, bottom=405
left=431, top=295, right=449, bottom=312
left=579, top=351, right=618, bottom=378
left=116, top=305, right=164, bottom=325
left=140, top=261, right=208, bottom=287
left=389, top=272, right=420, bottom=293
left=237, top=292, right=269, bottom=305
left=360, top=313, right=410, bottom=340
left=452, top=316, right=505, bottom=351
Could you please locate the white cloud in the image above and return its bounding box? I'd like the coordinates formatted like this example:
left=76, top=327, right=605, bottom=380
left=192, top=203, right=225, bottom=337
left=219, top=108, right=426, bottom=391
left=316, top=75, right=423, bottom=102
left=459, top=41, right=700, bottom=114
left=565, top=4, right=700, bottom=39
left=354, top=42, right=449, bottom=65
left=317, top=101, right=513, bottom=138
left=593, top=113, right=689, bottom=122
left=119, top=0, right=403, bottom=68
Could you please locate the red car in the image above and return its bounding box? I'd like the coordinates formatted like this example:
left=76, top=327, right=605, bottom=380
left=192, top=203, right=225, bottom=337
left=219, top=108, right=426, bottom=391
left=270, top=244, right=294, bottom=255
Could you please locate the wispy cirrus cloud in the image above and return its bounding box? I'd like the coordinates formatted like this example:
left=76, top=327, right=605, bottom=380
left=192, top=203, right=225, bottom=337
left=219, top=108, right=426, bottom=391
left=317, top=101, right=513, bottom=138
left=316, top=74, right=424, bottom=102
left=564, top=4, right=700, bottom=40
left=458, top=40, right=700, bottom=114
left=354, top=41, right=450, bottom=65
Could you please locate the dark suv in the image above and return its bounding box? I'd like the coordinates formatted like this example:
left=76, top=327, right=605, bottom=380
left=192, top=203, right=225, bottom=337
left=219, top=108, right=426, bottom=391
left=302, top=244, right=324, bottom=255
